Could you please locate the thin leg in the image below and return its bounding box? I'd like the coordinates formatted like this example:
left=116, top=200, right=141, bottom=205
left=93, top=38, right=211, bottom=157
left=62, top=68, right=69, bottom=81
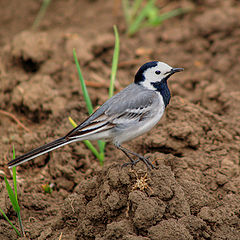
left=119, top=147, right=140, bottom=168
left=116, top=144, right=155, bottom=170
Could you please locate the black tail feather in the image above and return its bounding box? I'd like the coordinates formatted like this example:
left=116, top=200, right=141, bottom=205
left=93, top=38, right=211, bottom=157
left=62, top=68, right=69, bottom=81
left=8, top=137, right=71, bottom=168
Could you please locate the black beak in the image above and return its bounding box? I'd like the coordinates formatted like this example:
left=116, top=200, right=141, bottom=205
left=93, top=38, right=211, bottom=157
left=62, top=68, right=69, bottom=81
left=164, top=68, right=184, bottom=76
left=171, top=68, right=184, bottom=74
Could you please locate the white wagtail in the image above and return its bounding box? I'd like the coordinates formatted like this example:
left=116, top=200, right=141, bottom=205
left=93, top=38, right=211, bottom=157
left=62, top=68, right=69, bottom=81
left=8, top=61, right=183, bottom=169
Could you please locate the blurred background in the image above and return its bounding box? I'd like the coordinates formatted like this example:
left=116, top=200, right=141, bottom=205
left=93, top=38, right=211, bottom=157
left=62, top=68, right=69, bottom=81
left=0, top=0, right=239, bottom=239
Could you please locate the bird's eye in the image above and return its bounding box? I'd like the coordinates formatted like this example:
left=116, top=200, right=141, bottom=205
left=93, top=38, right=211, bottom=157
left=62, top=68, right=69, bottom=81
left=155, top=70, right=161, bottom=75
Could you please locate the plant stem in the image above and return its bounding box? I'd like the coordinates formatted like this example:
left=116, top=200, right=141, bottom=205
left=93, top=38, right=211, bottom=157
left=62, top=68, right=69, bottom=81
left=127, top=0, right=155, bottom=36
left=73, top=48, right=93, bottom=115
left=97, top=25, right=120, bottom=165
left=122, top=0, right=131, bottom=26
left=150, top=8, right=188, bottom=26
left=17, top=212, right=25, bottom=236
left=84, top=140, right=101, bottom=159
left=32, top=0, right=51, bottom=30
left=0, top=208, right=21, bottom=236
left=131, top=0, right=143, bottom=21
left=68, top=117, right=101, bottom=159
left=109, top=25, right=120, bottom=98
left=71, top=25, right=120, bottom=165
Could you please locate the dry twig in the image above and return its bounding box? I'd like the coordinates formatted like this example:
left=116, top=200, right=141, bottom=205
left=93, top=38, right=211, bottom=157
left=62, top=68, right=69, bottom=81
left=0, top=109, right=31, bottom=133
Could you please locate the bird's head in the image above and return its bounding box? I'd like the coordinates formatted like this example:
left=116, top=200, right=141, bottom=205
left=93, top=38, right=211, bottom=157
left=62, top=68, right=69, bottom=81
left=134, top=61, right=183, bottom=90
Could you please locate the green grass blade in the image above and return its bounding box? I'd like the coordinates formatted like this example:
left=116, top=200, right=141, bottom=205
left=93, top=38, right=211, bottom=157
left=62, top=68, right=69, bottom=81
left=32, top=0, right=51, bottom=30
left=0, top=208, right=21, bottom=236
left=97, top=140, right=105, bottom=166
left=68, top=117, right=101, bottom=159
left=131, top=0, right=144, bottom=19
left=12, top=145, right=15, bottom=159
left=1, top=147, right=24, bottom=236
left=12, top=146, right=18, bottom=203
left=12, top=146, right=25, bottom=236
left=98, top=151, right=105, bottom=166
left=148, top=8, right=188, bottom=26
left=98, top=25, right=120, bottom=165
left=73, top=48, right=93, bottom=115
left=122, top=0, right=131, bottom=26
left=12, top=166, right=18, bottom=202
left=98, top=140, right=106, bottom=153
left=71, top=52, right=104, bottom=163
left=17, top=212, right=25, bottom=236
left=84, top=140, right=102, bottom=159
left=123, top=0, right=144, bottom=28
left=127, top=0, right=155, bottom=35
left=4, top=176, right=20, bottom=213
left=109, top=25, right=120, bottom=98
left=72, top=25, right=120, bottom=165
left=68, top=116, right=78, bottom=128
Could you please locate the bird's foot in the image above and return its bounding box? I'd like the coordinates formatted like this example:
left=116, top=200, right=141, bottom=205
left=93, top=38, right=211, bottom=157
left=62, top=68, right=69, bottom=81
left=121, top=159, right=140, bottom=169
left=139, top=156, right=155, bottom=170
left=121, top=156, right=155, bottom=170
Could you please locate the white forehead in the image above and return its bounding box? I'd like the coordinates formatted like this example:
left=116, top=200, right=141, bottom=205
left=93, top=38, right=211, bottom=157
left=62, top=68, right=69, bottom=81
left=143, top=61, right=172, bottom=76
left=157, top=61, right=172, bottom=71
left=143, top=62, right=172, bottom=75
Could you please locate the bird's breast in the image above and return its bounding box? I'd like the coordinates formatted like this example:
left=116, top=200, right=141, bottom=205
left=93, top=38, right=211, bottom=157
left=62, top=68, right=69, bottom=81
left=113, top=93, right=165, bottom=145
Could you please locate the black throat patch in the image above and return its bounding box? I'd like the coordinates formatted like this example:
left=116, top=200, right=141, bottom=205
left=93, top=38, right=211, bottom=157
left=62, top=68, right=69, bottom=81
left=151, top=78, right=171, bottom=107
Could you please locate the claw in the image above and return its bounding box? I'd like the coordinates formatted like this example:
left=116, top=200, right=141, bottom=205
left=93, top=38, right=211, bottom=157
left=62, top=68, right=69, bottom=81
left=116, top=144, right=155, bottom=170
left=139, top=156, right=155, bottom=170
left=121, top=157, right=155, bottom=170
left=121, top=159, right=140, bottom=168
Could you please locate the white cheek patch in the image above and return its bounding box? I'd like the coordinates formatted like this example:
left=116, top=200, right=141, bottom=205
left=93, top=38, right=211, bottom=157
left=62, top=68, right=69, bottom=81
left=141, top=68, right=165, bottom=90
left=141, top=78, right=156, bottom=90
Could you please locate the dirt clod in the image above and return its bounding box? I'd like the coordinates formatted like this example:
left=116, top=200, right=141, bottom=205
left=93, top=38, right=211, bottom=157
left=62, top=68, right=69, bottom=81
left=0, top=0, right=240, bottom=239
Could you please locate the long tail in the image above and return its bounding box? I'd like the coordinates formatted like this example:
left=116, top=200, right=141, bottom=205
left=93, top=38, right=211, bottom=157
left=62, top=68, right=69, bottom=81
left=8, top=137, right=77, bottom=168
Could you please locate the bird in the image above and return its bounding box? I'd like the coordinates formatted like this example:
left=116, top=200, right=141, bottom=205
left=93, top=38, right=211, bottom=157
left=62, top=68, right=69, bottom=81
left=8, top=61, right=183, bottom=169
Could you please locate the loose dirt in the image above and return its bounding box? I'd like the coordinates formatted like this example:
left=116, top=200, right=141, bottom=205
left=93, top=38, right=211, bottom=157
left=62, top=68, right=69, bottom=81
left=0, top=0, right=239, bottom=239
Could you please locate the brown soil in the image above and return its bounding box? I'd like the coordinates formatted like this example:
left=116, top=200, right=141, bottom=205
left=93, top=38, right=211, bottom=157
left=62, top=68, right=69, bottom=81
left=0, top=0, right=240, bottom=239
